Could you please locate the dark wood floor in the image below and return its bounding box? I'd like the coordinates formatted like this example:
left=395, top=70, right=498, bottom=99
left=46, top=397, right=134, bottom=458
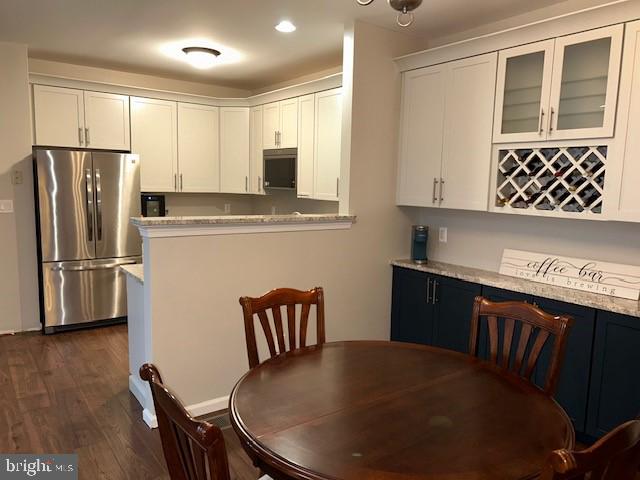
left=0, top=324, right=260, bottom=480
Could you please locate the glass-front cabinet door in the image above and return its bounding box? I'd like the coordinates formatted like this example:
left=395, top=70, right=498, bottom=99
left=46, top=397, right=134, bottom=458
left=493, top=40, right=555, bottom=143
left=548, top=25, right=623, bottom=140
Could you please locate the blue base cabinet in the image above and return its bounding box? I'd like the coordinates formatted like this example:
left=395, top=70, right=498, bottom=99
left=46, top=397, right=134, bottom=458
left=391, top=265, right=640, bottom=442
left=391, top=267, right=480, bottom=353
left=587, top=311, right=640, bottom=438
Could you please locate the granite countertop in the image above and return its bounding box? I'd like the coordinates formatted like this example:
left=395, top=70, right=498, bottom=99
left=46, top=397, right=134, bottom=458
left=131, top=213, right=356, bottom=227
left=392, top=259, right=640, bottom=318
left=121, top=264, right=144, bottom=284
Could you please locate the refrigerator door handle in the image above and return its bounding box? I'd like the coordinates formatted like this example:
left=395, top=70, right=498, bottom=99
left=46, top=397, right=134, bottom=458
left=95, top=169, right=103, bottom=241
left=50, top=260, right=138, bottom=272
left=85, top=168, right=94, bottom=242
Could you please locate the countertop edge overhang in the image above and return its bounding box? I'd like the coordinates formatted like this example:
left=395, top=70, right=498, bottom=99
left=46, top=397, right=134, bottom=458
left=131, top=214, right=356, bottom=238
left=392, top=259, right=640, bottom=318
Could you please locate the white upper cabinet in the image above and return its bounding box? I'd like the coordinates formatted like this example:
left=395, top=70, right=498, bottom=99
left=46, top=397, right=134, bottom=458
left=33, top=85, right=85, bottom=148
left=441, top=53, right=498, bottom=211
left=83, top=91, right=130, bottom=150
left=297, top=94, right=315, bottom=198
left=612, top=20, right=640, bottom=223
left=177, top=103, right=220, bottom=193
left=261, top=99, right=299, bottom=149
left=397, top=54, right=497, bottom=209
left=314, top=88, right=342, bottom=201
left=249, top=106, right=264, bottom=194
left=220, top=107, right=250, bottom=194
left=548, top=25, right=623, bottom=140
left=494, top=25, right=623, bottom=143
left=131, top=97, right=178, bottom=192
left=493, top=40, right=555, bottom=144
left=33, top=85, right=130, bottom=150
left=279, top=97, right=299, bottom=148
left=397, top=65, right=447, bottom=207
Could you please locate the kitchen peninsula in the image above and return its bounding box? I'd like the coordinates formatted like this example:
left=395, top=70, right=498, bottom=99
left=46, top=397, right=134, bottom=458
left=123, top=213, right=356, bottom=427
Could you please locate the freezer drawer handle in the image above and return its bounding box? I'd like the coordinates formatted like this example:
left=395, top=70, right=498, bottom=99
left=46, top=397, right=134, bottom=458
left=95, top=169, right=103, bottom=241
left=85, top=169, right=94, bottom=242
left=51, top=260, right=138, bottom=272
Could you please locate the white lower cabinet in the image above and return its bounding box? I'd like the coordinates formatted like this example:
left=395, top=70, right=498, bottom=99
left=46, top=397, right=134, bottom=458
left=177, top=103, right=220, bottom=193
left=297, top=94, right=315, bottom=198
left=249, top=106, right=264, bottom=194
left=396, top=53, right=497, bottom=210
left=220, top=107, right=250, bottom=194
left=131, top=97, right=178, bottom=192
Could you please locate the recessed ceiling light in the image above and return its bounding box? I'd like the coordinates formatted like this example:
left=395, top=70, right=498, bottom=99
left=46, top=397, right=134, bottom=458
left=275, top=20, right=297, bottom=33
left=181, top=47, right=221, bottom=69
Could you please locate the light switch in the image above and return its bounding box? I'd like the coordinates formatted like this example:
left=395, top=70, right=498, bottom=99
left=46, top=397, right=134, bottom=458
left=12, top=170, right=23, bottom=185
left=439, top=227, right=448, bottom=243
left=0, top=200, right=14, bottom=213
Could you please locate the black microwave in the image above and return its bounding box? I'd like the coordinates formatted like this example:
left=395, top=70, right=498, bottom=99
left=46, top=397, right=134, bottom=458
left=263, top=148, right=297, bottom=190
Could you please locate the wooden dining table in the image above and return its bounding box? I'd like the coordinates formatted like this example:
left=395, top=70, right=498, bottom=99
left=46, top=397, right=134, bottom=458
left=229, top=341, right=574, bottom=480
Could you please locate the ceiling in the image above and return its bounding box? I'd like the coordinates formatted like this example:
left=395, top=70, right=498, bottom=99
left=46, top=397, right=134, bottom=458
left=0, top=0, right=599, bottom=90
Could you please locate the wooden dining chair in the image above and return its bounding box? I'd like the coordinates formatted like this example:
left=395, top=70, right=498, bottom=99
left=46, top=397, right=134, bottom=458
left=239, top=287, right=325, bottom=369
left=140, top=363, right=271, bottom=480
left=469, top=296, right=573, bottom=395
left=540, top=418, right=640, bottom=479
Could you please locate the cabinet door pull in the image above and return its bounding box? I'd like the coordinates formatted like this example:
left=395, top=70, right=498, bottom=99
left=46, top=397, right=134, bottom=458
left=180, top=173, right=183, bottom=191
left=432, top=280, right=438, bottom=305
left=336, top=178, right=339, bottom=197
left=425, top=278, right=431, bottom=303
left=439, top=178, right=445, bottom=204
left=274, top=131, right=277, bottom=147
left=548, top=107, right=555, bottom=133
left=258, top=176, right=262, bottom=192
left=432, top=178, right=438, bottom=204
left=85, top=127, right=90, bottom=146
left=174, top=174, right=177, bottom=191
left=538, top=108, right=545, bottom=135
left=78, top=127, right=84, bottom=146
left=245, top=176, right=248, bottom=192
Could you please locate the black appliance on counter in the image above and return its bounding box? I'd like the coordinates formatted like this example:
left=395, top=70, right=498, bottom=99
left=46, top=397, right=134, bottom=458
left=141, top=194, right=166, bottom=217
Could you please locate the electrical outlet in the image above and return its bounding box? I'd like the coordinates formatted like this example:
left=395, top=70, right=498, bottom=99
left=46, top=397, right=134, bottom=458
left=11, top=170, right=23, bottom=185
left=271, top=206, right=277, bottom=215
left=224, top=203, right=231, bottom=214
left=439, top=227, right=448, bottom=243
left=0, top=200, right=14, bottom=213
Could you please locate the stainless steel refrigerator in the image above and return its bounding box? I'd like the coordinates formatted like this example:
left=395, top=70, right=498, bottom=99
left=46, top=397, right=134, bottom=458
left=34, top=149, right=142, bottom=333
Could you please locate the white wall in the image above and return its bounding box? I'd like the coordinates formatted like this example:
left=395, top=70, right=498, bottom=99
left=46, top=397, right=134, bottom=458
left=144, top=21, right=421, bottom=406
left=411, top=208, right=640, bottom=272
left=163, top=193, right=254, bottom=216
left=0, top=42, right=38, bottom=333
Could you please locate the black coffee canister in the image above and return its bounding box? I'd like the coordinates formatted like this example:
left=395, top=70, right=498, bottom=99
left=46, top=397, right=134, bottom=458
left=411, top=225, right=428, bottom=264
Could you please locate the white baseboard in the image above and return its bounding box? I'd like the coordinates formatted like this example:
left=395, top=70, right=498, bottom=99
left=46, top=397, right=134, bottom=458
left=129, top=374, right=229, bottom=430
left=0, top=326, right=42, bottom=335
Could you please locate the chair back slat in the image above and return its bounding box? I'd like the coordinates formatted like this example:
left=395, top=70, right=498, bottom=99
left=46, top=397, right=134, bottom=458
left=139, top=364, right=231, bottom=480
left=487, top=315, right=499, bottom=364
left=287, top=304, right=296, bottom=350
left=501, top=317, right=515, bottom=368
left=256, top=311, right=277, bottom=357
left=272, top=306, right=286, bottom=353
left=300, top=303, right=311, bottom=348
left=540, top=419, right=640, bottom=480
left=513, top=323, right=533, bottom=374
left=240, top=287, right=325, bottom=369
left=524, top=329, right=551, bottom=378
left=469, top=297, right=573, bottom=395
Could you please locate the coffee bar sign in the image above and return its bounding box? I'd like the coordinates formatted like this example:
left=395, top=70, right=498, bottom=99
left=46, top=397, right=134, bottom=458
left=499, top=249, right=640, bottom=301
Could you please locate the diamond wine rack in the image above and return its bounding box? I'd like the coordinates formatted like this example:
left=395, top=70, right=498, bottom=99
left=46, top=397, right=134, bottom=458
left=496, top=146, right=607, bottom=215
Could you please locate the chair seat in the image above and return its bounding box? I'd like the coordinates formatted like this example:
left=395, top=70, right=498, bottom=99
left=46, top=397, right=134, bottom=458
left=258, top=476, right=273, bottom=480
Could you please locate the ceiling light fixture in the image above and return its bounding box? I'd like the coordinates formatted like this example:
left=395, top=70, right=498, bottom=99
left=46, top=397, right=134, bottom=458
left=181, top=46, right=221, bottom=69
left=356, top=0, right=423, bottom=27
left=275, top=20, right=297, bottom=33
